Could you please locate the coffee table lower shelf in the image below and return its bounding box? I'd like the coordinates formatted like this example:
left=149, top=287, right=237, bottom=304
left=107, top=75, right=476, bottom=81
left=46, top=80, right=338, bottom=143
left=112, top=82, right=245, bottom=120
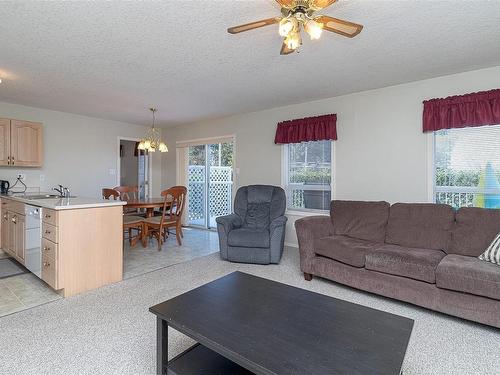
left=167, top=343, right=253, bottom=375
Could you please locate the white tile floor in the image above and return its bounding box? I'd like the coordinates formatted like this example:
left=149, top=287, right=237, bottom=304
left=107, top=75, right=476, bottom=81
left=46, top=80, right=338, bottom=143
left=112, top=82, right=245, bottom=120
left=0, top=228, right=219, bottom=318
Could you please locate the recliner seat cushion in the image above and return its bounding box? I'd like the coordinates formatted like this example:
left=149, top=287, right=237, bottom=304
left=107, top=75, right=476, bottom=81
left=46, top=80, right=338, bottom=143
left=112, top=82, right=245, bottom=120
left=227, top=228, right=270, bottom=248
left=365, top=244, right=446, bottom=283
left=436, top=254, right=500, bottom=301
left=385, top=203, right=454, bottom=251
left=315, top=235, right=380, bottom=268
left=330, top=200, right=390, bottom=243
left=447, top=207, right=500, bottom=257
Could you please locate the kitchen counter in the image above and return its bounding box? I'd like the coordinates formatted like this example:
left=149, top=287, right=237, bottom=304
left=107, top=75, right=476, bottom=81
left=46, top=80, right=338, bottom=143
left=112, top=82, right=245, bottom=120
left=1, top=194, right=126, bottom=210
left=1, top=193, right=124, bottom=297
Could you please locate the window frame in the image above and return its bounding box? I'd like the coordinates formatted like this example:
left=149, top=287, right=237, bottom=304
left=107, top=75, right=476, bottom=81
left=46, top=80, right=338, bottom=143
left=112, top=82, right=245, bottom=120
left=281, top=140, right=335, bottom=215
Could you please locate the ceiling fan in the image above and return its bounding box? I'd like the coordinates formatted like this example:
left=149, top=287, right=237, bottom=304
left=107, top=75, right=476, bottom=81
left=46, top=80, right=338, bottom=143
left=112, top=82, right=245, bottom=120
left=227, top=0, right=363, bottom=55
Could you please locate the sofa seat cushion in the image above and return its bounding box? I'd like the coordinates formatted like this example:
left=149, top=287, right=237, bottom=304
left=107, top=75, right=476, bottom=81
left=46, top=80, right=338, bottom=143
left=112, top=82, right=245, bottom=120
left=315, top=235, right=380, bottom=268
left=436, top=254, right=500, bottom=301
left=365, top=244, right=446, bottom=283
left=228, top=228, right=270, bottom=248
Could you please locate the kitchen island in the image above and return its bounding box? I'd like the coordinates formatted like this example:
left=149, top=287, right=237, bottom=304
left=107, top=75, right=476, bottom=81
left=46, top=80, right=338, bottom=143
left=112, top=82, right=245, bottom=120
left=1, top=195, right=125, bottom=297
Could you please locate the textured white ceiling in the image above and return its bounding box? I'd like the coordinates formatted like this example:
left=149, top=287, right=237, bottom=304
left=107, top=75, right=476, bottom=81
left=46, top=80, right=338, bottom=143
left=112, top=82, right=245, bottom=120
left=0, top=1, right=499, bottom=127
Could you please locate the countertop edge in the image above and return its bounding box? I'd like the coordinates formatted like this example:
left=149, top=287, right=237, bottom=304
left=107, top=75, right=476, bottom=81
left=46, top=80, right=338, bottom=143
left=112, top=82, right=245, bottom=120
left=1, top=195, right=126, bottom=210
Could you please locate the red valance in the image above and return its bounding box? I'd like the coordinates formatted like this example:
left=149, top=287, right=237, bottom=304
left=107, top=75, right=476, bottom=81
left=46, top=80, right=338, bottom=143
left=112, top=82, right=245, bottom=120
left=423, top=89, right=500, bottom=132
left=274, top=114, right=337, bottom=144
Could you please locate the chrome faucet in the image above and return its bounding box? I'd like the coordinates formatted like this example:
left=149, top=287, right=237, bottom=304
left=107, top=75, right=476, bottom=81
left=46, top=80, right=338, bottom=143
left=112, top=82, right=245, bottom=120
left=53, top=185, right=70, bottom=198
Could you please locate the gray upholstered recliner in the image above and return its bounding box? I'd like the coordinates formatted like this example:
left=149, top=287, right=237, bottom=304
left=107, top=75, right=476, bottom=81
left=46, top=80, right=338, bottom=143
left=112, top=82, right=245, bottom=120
left=216, top=185, right=287, bottom=264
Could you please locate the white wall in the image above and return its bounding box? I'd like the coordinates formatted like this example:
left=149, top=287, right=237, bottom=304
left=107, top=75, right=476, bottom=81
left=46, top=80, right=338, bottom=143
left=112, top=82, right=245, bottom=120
left=161, top=65, right=500, bottom=246
left=0, top=102, right=162, bottom=197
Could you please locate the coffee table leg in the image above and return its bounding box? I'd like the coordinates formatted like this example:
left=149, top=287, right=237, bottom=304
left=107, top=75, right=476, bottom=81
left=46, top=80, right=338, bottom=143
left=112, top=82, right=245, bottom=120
left=157, top=317, right=168, bottom=375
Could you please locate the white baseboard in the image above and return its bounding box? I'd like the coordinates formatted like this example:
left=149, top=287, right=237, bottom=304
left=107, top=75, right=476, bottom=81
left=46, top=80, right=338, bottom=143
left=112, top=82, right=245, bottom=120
left=285, top=242, right=298, bottom=248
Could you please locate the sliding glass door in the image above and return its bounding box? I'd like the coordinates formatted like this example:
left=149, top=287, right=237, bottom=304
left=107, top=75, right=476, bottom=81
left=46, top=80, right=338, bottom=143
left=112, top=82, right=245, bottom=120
left=187, top=142, right=234, bottom=228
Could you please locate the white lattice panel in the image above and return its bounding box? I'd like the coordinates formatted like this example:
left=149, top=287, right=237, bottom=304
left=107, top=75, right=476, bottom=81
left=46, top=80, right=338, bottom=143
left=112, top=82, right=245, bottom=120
left=188, top=166, right=233, bottom=225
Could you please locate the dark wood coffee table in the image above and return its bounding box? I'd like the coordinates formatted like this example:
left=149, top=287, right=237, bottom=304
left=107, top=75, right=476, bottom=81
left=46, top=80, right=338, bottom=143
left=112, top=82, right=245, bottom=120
left=150, top=271, right=413, bottom=375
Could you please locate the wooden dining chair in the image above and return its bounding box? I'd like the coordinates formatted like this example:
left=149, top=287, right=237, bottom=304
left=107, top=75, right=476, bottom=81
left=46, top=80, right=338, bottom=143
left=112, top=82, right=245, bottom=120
left=143, top=186, right=187, bottom=251
left=102, top=188, right=120, bottom=200
left=103, top=187, right=144, bottom=247
left=113, top=185, right=144, bottom=216
left=113, top=185, right=139, bottom=200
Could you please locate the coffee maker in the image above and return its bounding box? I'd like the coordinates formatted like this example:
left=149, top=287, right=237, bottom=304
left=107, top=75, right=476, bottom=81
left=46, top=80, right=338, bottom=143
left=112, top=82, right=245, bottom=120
left=0, top=180, right=10, bottom=194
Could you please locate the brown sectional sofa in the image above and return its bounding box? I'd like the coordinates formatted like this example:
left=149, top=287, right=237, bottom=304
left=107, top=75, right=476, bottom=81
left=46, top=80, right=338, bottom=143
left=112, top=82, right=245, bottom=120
left=295, top=200, right=500, bottom=328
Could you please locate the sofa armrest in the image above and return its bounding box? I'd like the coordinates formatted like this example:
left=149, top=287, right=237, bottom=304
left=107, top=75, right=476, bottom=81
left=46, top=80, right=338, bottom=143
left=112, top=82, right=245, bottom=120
left=269, top=216, right=288, bottom=264
left=215, top=214, right=243, bottom=233
left=295, top=215, right=333, bottom=274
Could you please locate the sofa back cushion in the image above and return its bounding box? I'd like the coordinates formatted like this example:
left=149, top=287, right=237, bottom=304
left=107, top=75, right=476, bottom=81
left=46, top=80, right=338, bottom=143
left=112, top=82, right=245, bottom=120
left=330, top=200, right=390, bottom=243
left=385, top=203, right=454, bottom=251
left=447, top=207, right=500, bottom=256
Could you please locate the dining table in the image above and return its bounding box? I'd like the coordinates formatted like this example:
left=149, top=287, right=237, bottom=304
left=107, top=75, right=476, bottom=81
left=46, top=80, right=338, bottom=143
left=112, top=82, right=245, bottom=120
left=123, top=197, right=171, bottom=218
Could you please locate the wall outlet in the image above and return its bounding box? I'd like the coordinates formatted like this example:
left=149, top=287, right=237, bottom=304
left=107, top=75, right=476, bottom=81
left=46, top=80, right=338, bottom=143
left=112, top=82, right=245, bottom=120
left=109, top=168, right=116, bottom=176
left=39, top=174, right=45, bottom=182
left=17, top=173, right=26, bottom=181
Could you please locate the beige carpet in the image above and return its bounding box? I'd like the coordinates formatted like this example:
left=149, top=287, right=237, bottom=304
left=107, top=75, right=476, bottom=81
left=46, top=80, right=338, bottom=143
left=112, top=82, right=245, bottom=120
left=0, top=247, right=499, bottom=375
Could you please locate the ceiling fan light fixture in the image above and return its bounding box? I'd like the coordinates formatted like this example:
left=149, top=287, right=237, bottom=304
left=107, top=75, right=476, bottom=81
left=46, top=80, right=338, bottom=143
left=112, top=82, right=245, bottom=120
left=305, top=19, right=323, bottom=40
left=278, top=17, right=296, bottom=37
left=285, top=30, right=301, bottom=50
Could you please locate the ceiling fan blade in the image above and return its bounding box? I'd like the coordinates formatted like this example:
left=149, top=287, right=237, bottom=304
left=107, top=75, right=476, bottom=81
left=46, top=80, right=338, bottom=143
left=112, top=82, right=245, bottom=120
left=309, top=0, right=338, bottom=11
left=227, top=17, right=280, bottom=34
left=280, top=42, right=295, bottom=55
left=275, top=0, right=295, bottom=9
left=315, top=15, right=363, bottom=38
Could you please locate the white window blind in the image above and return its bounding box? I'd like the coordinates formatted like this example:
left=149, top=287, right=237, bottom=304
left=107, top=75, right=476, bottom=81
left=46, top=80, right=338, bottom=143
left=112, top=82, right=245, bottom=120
left=434, top=124, right=500, bottom=209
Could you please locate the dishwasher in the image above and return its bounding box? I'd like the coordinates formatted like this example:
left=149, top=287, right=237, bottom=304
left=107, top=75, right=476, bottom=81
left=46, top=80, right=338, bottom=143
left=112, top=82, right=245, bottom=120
left=24, top=205, right=42, bottom=278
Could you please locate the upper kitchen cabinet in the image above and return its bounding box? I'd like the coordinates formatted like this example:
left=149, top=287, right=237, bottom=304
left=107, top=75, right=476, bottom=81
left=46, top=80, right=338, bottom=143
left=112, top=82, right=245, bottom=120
left=0, top=118, right=43, bottom=167
left=0, top=119, right=11, bottom=166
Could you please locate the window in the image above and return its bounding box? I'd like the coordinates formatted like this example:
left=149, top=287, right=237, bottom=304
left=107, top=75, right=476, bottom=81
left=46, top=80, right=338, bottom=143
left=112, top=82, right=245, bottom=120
left=283, top=140, right=332, bottom=211
left=434, top=124, right=500, bottom=209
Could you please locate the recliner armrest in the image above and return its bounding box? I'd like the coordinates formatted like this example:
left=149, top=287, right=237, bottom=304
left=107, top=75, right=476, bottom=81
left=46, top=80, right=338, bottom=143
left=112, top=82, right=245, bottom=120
left=270, top=216, right=287, bottom=233
left=216, top=214, right=243, bottom=233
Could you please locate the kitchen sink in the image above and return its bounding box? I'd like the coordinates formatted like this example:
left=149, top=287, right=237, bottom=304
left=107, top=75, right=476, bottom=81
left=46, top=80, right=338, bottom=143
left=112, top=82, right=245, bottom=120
left=25, top=194, right=77, bottom=200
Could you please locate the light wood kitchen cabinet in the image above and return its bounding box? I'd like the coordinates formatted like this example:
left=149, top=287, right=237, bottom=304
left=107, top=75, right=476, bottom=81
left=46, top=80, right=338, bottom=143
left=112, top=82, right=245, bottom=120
left=1, top=199, right=26, bottom=264
left=0, top=200, right=8, bottom=251
left=1, top=212, right=13, bottom=258
left=6, top=212, right=25, bottom=263
left=0, top=118, right=43, bottom=167
left=0, top=119, right=11, bottom=166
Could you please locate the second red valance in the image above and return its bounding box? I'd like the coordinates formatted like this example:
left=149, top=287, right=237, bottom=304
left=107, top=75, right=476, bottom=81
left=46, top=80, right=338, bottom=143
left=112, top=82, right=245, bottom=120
left=423, top=89, right=500, bottom=132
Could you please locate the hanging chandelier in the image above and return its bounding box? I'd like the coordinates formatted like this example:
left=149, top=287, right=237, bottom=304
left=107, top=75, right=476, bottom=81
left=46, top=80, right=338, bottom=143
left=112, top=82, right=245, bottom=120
left=138, top=108, right=168, bottom=153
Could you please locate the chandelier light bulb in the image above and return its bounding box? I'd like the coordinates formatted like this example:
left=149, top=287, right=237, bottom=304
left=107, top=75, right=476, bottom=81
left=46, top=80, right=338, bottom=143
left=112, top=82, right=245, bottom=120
left=305, top=19, right=323, bottom=40
left=159, top=142, right=168, bottom=153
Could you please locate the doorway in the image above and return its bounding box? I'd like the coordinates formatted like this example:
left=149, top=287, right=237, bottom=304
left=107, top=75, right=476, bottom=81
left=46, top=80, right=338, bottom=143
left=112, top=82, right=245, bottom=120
left=187, top=141, right=234, bottom=229
left=118, top=139, right=150, bottom=199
